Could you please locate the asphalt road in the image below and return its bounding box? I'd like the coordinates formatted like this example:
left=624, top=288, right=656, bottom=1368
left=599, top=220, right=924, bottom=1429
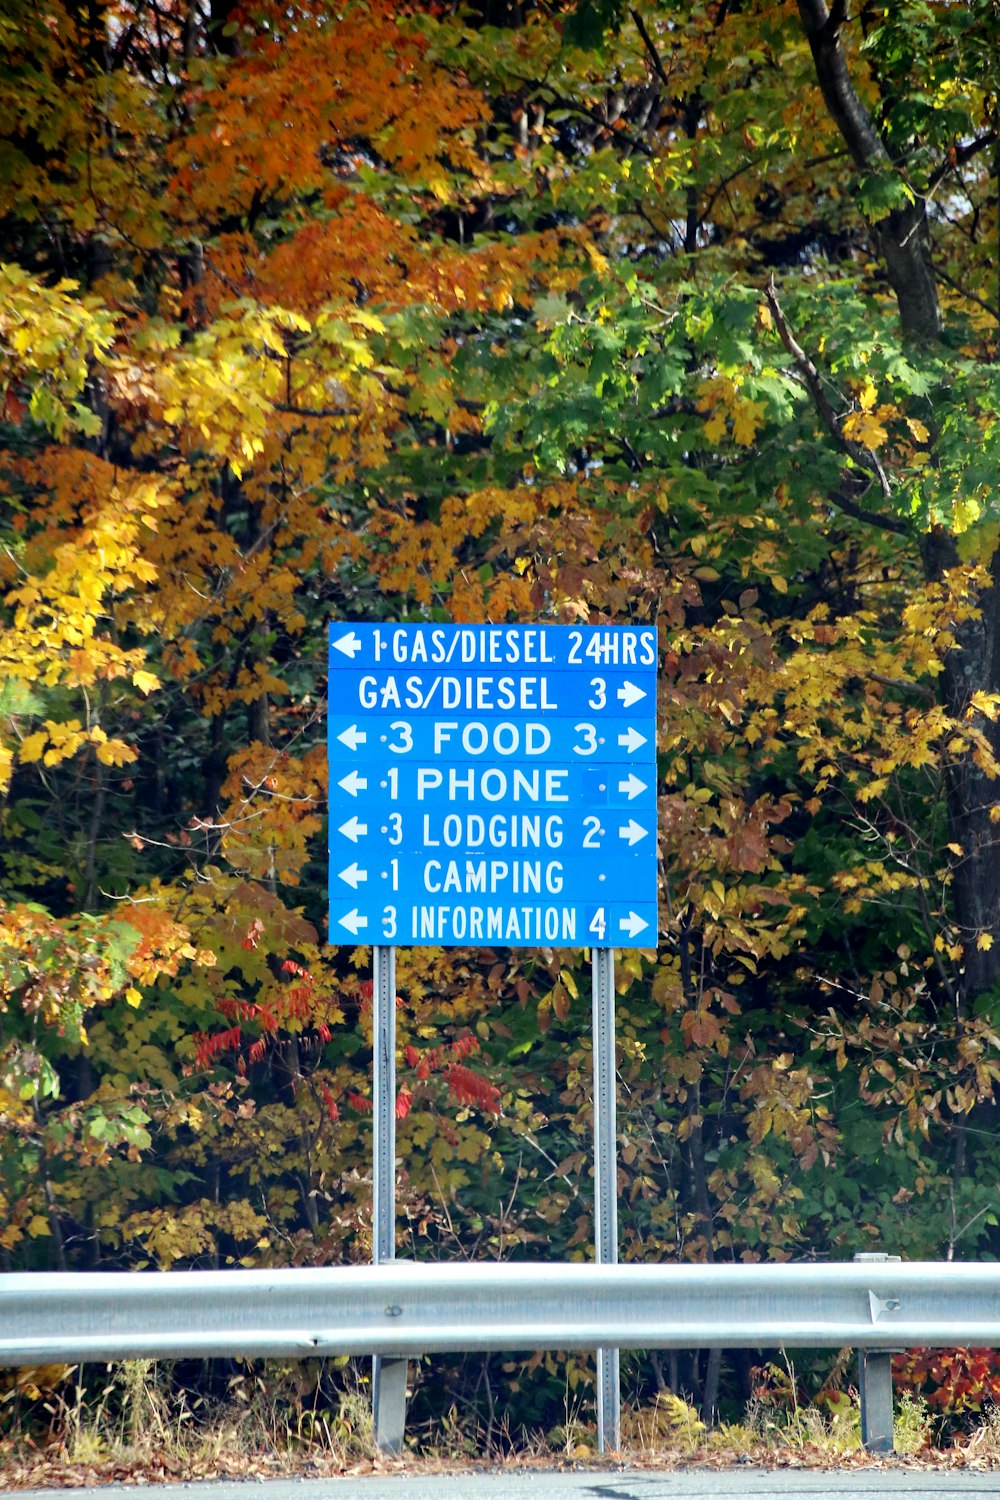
left=14, top=1470, right=1000, bottom=1499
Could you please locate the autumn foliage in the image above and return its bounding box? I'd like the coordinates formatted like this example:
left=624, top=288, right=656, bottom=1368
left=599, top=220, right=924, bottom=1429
left=2, top=0, right=1000, bottom=1434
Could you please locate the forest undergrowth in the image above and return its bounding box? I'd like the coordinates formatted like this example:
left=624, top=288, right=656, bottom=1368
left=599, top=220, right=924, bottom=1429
left=3, top=1355, right=1000, bottom=1486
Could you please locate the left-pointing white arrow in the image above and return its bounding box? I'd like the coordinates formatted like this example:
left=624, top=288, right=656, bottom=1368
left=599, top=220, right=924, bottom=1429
left=338, top=816, right=368, bottom=842
left=618, top=773, right=648, bottom=800
left=331, top=630, right=362, bottom=658
left=619, top=911, right=649, bottom=938
left=617, top=680, right=647, bottom=708
left=338, top=909, right=368, bottom=935
left=338, top=862, right=368, bottom=889
left=338, top=770, right=367, bottom=796
left=337, top=724, right=367, bottom=751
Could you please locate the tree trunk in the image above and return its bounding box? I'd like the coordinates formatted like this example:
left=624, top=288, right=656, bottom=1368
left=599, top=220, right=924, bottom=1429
left=796, top=0, right=940, bottom=343
left=797, top=1, right=1000, bottom=1010
left=921, top=527, right=1000, bottom=1007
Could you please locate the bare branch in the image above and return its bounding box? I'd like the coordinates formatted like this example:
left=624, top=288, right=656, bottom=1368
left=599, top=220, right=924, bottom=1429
left=765, top=276, right=910, bottom=535
left=926, top=130, right=997, bottom=199
left=274, top=403, right=360, bottom=418
left=934, top=266, right=1000, bottom=325
left=629, top=8, right=669, bottom=88
left=867, top=672, right=935, bottom=703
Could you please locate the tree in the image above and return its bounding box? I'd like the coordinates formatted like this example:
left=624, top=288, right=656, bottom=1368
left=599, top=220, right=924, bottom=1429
left=3, top=0, right=1000, bottom=1433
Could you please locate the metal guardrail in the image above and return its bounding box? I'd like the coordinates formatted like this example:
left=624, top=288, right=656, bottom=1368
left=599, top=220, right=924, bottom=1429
left=0, top=1260, right=996, bottom=1365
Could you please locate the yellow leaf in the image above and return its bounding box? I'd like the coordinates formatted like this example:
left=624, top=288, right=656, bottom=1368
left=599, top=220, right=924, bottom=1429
left=858, top=378, right=878, bottom=412
left=947, top=843, right=964, bottom=856
left=770, top=574, right=788, bottom=594
left=703, top=410, right=727, bottom=443
left=732, top=398, right=766, bottom=446
left=970, top=692, right=1000, bottom=721
left=977, top=934, right=994, bottom=952
left=18, top=731, right=48, bottom=762
left=132, top=670, right=160, bottom=695
left=351, top=308, right=386, bottom=334
left=843, top=410, right=888, bottom=449
left=953, top=495, right=982, bottom=535
left=44, top=731, right=85, bottom=765
left=95, top=738, right=138, bottom=767
left=27, top=1215, right=51, bottom=1238
left=125, top=987, right=143, bottom=1008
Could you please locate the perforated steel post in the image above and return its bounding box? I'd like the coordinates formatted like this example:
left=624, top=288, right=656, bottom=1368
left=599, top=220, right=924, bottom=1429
left=372, top=945, right=407, bottom=1454
left=592, top=945, right=620, bottom=1453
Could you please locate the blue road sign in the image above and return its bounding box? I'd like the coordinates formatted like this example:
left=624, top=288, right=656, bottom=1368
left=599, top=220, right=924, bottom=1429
left=329, top=670, right=653, bottom=718
left=327, top=715, right=655, bottom=765
left=328, top=762, right=655, bottom=810
left=329, top=624, right=657, bottom=672
left=330, top=851, right=653, bottom=903
left=329, top=807, right=656, bottom=858
left=328, top=624, right=658, bottom=949
left=329, top=898, right=658, bottom=948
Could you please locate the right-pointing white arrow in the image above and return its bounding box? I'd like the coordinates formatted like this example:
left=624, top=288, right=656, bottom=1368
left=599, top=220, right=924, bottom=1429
left=617, top=680, right=646, bottom=708
left=337, top=724, right=367, bottom=751
left=618, top=773, right=648, bottom=800
left=618, top=819, right=649, bottom=846
left=617, top=727, right=648, bottom=753
left=619, top=911, right=649, bottom=939
left=331, top=630, right=362, bottom=658
left=338, top=816, right=368, bottom=842
left=338, top=862, right=368, bottom=889
left=338, top=909, right=368, bottom=935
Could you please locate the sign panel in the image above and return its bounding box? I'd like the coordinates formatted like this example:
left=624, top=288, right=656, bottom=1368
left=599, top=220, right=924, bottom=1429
left=328, top=624, right=658, bottom=948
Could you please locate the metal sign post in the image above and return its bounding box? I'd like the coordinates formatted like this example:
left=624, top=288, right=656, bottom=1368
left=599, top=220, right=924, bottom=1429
left=372, top=943, right=407, bottom=1453
left=372, top=944, right=397, bottom=1267
left=592, top=945, right=620, bottom=1453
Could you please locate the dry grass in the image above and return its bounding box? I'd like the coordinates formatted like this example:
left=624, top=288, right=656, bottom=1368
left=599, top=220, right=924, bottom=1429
left=0, top=1357, right=380, bottom=1486
left=958, top=1404, right=1000, bottom=1466
left=4, top=1359, right=1000, bottom=1487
